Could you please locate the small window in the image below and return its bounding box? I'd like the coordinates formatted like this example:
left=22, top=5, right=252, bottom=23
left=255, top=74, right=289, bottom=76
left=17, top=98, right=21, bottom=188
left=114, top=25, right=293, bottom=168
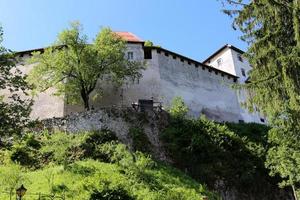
left=241, top=68, right=246, bottom=77
left=260, top=118, right=265, bottom=123
left=239, top=120, right=244, bottom=123
left=217, top=58, right=223, bottom=66
left=238, top=54, right=243, bottom=62
left=144, top=48, right=152, bottom=59
left=127, top=52, right=134, bottom=60
left=164, top=52, right=169, bottom=57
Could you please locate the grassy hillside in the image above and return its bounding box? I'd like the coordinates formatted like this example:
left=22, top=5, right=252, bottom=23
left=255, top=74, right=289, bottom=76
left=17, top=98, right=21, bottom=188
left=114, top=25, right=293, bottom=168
left=0, top=130, right=219, bottom=200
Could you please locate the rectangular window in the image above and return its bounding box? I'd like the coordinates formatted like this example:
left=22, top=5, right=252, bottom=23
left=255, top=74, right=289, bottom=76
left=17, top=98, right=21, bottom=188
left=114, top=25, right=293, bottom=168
left=217, top=58, right=223, bottom=67
left=127, top=52, right=134, bottom=60
left=238, top=54, right=243, bottom=62
left=144, top=49, right=152, bottom=59
left=241, top=68, right=246, bottom=77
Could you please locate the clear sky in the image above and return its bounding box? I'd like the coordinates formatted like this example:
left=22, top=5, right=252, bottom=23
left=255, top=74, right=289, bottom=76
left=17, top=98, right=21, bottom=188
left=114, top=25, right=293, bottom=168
left=0, top=0, right=247, bottom=61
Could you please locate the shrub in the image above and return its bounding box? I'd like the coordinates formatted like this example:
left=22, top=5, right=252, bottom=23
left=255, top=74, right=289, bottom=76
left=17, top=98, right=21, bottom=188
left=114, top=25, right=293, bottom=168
left=128, top=127, right=152, bottom=153
left=90, top=186, right=134, bottom=200
left=10, top=144, right=39, bottom=168
left=40, top=131, right=86, bottom=166
left=81, top=130, right=118, bottom=159
left=161, top=115, right=275, bottom=196
left=24, top=134, right=41, bottom=149
left=144, top=40, right=154, bottom=47
left=169, top=96, right=189, bottom=118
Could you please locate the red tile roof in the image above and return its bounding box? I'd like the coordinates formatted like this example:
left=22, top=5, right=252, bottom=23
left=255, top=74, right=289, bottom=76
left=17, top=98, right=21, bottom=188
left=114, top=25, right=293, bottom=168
left=114, top=32, right=143, bottom=43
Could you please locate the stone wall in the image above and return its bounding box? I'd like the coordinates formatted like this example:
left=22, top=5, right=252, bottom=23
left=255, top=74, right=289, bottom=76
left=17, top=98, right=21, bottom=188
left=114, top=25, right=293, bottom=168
left=64, top=46, right=244, bottom=122
left=41, top=107, right=169, bottom=161
left=11, top=43, right=259, bottom=123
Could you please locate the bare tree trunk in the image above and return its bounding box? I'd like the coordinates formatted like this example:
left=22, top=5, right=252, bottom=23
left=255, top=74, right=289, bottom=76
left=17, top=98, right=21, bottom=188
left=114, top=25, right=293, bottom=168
left=292, top=185, right=298, bottom=200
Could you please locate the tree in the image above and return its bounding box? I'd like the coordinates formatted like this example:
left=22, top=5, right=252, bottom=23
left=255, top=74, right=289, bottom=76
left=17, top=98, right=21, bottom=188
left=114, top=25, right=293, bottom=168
left=28, top=22, right=145, bottom=110
left=219, top=0, right=300, bottom=198
left=0, top=26, right=32, bottom=137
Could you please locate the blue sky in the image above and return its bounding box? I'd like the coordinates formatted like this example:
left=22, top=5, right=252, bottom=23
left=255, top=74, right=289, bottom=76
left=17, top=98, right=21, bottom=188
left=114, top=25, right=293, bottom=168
left=0, top=0, right=247, bottom=61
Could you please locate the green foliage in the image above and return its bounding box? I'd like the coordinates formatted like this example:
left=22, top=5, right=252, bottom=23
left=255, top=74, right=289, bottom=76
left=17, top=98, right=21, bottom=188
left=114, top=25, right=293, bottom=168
left=144, top=40, right=154, bottom=47
left=0, top=25, right=32, bottom=136
left=266, top=127, right=300, bottom=188
left=220, top=0, right=300, bottom=196
left=28, top=22, right=145, bottom=110
left=169, top=96, right=189, bottom=118
left=0, top=130, right=218, bottom=200
left=90, top=186, right=134, bottom=200
left=129, top=127, right=152, bottom=153
left=10, top=144, right=39, bottom=167
left=80, top=129, right=118, bottom=160
left=0, top=162, right=25, bottom=195
left=161, top=116, right=285, bottom=198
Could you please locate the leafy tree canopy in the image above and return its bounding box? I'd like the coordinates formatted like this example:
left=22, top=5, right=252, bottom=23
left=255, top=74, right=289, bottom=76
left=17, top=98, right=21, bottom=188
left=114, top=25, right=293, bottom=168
left=28, top=22, right=145, bottom=110
left=219, top=0, right=300, bottom=197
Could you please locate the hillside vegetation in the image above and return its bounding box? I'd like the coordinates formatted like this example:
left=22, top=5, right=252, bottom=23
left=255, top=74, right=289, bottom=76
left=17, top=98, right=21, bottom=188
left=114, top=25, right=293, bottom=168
left=0, top=130, right=218, bottom=200
left=160, top=115, right=290, bottom=199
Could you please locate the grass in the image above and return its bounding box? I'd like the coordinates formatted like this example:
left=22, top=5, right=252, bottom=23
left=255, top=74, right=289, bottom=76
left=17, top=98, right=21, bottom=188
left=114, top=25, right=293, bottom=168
left=0, top=130, right=219, bottom=200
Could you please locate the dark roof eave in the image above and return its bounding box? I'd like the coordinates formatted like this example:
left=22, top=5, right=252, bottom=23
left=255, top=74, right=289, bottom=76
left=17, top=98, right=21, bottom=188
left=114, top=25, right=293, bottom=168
left=15, top=41, right=144, bottom=55
left=145, top=46, right=239, bottom=79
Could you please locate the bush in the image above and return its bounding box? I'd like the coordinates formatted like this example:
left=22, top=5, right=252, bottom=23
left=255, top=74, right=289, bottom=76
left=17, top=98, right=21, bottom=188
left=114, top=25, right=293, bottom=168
left=90, top=187, right=134, bottom=200
left=10, top=144, right=39, bottom=168
left=169, top=97, right=189, bottom=118
left=129, top=127, right=152, bottom=153
left=161, top=115, right=277, bottom=197
left=81, top=130, right=118, bottom=160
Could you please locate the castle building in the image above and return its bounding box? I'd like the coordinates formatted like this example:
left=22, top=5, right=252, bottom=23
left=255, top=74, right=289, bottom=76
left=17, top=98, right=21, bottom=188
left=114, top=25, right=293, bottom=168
left=13, top=32, right=265, bottom=123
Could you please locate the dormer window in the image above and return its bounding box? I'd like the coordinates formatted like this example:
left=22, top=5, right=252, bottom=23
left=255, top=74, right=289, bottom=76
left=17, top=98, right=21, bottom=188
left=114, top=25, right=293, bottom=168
left=217, top=58, right=223, bottom=67
left=127, top=52, right=134, bottom=60
left=238, top=54, right=243, bottom=62
left=241, top=68, right=246, bottom=77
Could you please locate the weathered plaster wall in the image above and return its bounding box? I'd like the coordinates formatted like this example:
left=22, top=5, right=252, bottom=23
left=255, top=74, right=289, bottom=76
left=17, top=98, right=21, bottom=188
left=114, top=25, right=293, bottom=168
left=64, top=46, right=243, bottom=122
left=8, top=43, right=265, bottom=123
left=64, top=43, right=162, bottom=115
left=205, top=48, right=265, bottom=123
left=155, top=50, right=242, bottom=122
left=1, top=55, right=65, bottom=119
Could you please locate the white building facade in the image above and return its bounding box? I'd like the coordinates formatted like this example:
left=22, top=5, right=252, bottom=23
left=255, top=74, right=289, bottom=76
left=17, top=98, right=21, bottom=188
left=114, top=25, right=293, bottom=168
left=13, top=33, right=265, bottom=123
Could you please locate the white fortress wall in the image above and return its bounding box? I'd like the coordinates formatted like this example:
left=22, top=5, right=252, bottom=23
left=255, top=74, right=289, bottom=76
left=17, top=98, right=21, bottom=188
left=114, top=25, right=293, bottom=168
left=64, top=43, right=163, bottom=115
left=155, top=48, right=242, bottom=122
left=10, top=41, right=266, bottom=123
left=1, top=54, right=65, bottom=120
